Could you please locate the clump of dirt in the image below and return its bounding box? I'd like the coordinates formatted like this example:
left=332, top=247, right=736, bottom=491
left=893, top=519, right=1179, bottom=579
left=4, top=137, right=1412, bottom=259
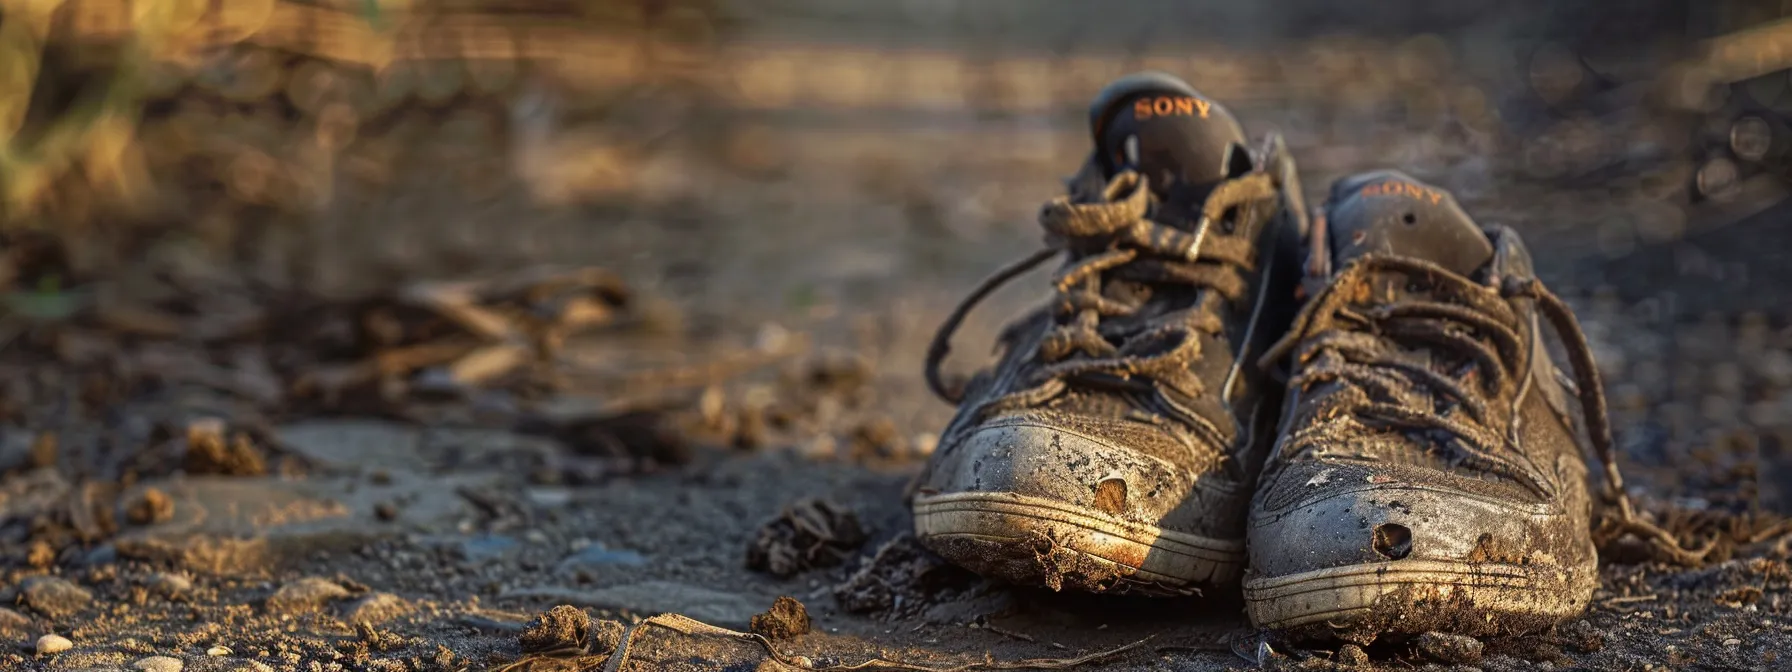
left=1552, top=619, right=1605, bottom=653
left=1335, top=643, right=1370, bottom=666
left=182, top=418, right=269, bottom=476
left=834, top=533, right=978, bottom=617
left=746, top=498, right=868, bottom=578
left=18, top=575, right=94, bottom=619
left=519, top=605, right=591, bottom=656
left=24, top=540, right=54, bottom=568
left=750, top=596, right=811, bottom=640
left=124, top=486, right=174, bottom=525
left=1412, top=631, right=1483, bottom=664
left=511, top=608, right=625, bottom=670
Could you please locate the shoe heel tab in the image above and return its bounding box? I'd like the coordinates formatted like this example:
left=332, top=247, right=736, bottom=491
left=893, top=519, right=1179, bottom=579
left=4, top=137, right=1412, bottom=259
left=1063, top=152, right=1111, bottom=202
left=1486, top=225, right=1537, bottom=280
left=1223, top=142, right=1255, bottom=179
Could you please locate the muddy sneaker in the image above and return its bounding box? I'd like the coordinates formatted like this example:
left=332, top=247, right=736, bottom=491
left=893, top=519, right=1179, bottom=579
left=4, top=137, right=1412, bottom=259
left=912, top=72, right=1309, bottom=595
left=1243, top=170, right=1691, bottom=642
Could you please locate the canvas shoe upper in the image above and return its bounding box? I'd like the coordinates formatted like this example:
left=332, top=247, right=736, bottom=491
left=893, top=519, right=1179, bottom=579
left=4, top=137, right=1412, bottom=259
left=910, top=73, right=1307, bottom=595
left=1243, top=170, right=1696, bottom=642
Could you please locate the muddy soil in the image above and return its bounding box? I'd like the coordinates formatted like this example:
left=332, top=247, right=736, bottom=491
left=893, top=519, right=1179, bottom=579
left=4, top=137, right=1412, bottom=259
left=7, top=26, right=1792, bottom=672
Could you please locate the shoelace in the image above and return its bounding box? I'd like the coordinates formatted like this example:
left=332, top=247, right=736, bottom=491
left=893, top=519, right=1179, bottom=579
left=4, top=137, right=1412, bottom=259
left=922, top=167, right=1280, bottom=418
left=1258, top=253, right=1714, bottom=565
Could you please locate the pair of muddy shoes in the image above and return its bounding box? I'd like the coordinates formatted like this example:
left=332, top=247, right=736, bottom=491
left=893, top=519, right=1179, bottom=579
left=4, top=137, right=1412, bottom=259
left=912, top=72, right=1682, bottom=645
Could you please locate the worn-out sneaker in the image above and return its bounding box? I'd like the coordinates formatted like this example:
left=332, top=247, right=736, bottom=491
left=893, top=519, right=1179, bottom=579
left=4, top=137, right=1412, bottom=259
left=1242, top=170, right=1689, bottom=642
left=910, top=72, right=1310, bottom=595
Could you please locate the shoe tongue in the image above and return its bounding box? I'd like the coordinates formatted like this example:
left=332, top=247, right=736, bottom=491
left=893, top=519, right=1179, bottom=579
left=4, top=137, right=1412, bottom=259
left=1323, top=170, right=1493, bottom=277
left=1097, top=91, right=1248, bottom=200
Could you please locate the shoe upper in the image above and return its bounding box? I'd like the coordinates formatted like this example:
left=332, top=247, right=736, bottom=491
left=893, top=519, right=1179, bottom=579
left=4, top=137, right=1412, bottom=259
left=1248, top=170, right=1599, bottom=583
left=916, top=75, right=1304, bottom=546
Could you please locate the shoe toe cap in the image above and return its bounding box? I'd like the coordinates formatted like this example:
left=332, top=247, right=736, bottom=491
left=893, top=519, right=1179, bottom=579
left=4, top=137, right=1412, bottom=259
left=1247, top=462, right=1594, bottom=579
left=918, top=419, right=1243, bottom=531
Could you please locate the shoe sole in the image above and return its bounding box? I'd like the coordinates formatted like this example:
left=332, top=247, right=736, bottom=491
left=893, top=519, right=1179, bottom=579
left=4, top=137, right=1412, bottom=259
left=1243, top=559, right=1596, bottom=642
left=912, top=491, right=1244, bottom=596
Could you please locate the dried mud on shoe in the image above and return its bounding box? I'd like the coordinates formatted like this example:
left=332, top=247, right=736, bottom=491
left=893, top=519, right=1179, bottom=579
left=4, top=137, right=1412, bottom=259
left=1270, top=584, right=1566, bottom=647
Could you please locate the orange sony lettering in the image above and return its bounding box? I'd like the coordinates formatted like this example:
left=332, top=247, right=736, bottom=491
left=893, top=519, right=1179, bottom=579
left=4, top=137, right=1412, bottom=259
left=1132, top=95, right=1213, bottom=120
left=1360, top=180, right=1448, bottom=205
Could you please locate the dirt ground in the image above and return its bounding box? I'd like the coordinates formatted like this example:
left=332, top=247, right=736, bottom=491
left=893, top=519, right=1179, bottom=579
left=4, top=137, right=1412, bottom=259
left=7, top=12, right=1792, bottom=672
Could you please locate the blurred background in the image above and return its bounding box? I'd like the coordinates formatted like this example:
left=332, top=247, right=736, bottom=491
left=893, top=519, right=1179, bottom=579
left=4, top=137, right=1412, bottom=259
left=6, top=0, right=1792, bottom=542
left=4, top=0, right=1789, bottom=302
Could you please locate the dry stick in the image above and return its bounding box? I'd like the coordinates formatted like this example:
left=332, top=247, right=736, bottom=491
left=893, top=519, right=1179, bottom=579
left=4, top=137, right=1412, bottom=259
left=599, top=613, right=1153, bottom=672
left=977, top=624, right=1036, bottom=644
left=1743, top=518, right=1792, bottom=545
left=974, top=627, right=1068, bottom=652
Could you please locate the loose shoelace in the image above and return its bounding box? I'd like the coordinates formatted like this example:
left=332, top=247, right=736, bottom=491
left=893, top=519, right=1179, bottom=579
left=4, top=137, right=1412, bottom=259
left=1258, top=254, right=1714, bottom=565
left=923, top=168, right=1280, bottom=418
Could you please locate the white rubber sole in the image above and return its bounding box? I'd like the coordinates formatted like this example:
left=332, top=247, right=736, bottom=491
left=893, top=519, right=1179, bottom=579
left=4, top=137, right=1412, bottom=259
left=1243, top=559, right=1595, bottom=637
left=913, top=491, right=1244, bottom=594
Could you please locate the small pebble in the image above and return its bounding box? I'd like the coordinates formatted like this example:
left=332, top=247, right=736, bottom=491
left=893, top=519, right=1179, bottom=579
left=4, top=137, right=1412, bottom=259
left=1336, top=643, right=1370, bottom=666
left=149, top=573, right=193, bottom=601
left=1723, top=638, right=1741, bottom=647
left=265, top=577, right=350, bottom=614
left=207, top=646, right=232, bottom=656
left=25, top=541, right=55, bottom=569
left=342, top=593, right=410, bottom=625
left=36, top=633, right=73, bottom=654
left=0, top=607, right=31, bottom=631
left=134, top=655, right=184, bottom=672
left=20, top=576, right=94, bottom=618
left=1415, top=631, right=1484, bottom=664
left=126, top=487, right=176, bottom=525
left=749, top=596, right=811, bottom=640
